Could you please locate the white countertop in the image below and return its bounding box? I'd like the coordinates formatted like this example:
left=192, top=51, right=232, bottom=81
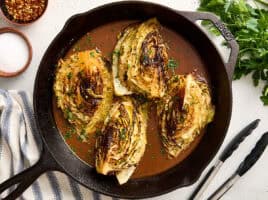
left=0, top=0, right=267, bottom=200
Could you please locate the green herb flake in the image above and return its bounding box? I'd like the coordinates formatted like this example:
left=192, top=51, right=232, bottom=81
left=119, top=128, right=126, bottom=140
left=87, top=35, right=92, bottom=43
left=161, top=135, right=168, bottom=144
left=113, top=50, right=121, bottom=57
left=73, top=45, right=81, bottom=52
left=173, top=75, right=179, bottom=82
left=77, top=135, right=83, bottom=142
left=95, top=129, right=102, bottom=138
left=168, top=59, right=179, bottom=68
left=66, top=88, right=74, bottom=96
left=179, top=115, right=186, bottom=123
left=142, top=54, right=149, bottom=62
left=64, top=128, right=74, bottom=140
left=148, top=49, right=153, bottom=56
left=67, top=72, right=72, bottom=80
left=78, top=70, right=84, bottom=77
left=65, top=108, right=74, bottom=120
left=160, top=147, right=166, bottom=155
left=90, top=51, right=95, bottom=58
left=81, top=128, right=86, bottom=136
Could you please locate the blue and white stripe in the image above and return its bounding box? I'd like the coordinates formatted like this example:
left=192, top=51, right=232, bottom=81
left=0, top=90, right=118, bottom=200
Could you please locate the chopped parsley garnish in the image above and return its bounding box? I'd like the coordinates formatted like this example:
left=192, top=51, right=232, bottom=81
left=80, top=128, right=89, bottom=141
left=168, top=59, right=179, bottom=69
left=73, top=45, right=80, bottom=52
left=67, top=72, right=72, bottom=79
left=95, top=129, right=102, bottom=138
left=119, top=158, right=126, bottom=164
left=161, top=135, right=168, bottom=143
left=113, top=50, right=121, bottom=57
left=64, top=128, right=74, bottom=139
left=87, top=35, right=92, bottom=43
left=77, top=135, right=83, bottom=142
left=90, top=51, right=95, bottom=57
left=148, top=49, right=153, bottom=56
left=65, top=108, right=74, bottom=120
left=81, top=128, right=86, bottom=136
left=119, top=128, right=126, bottom=140
left=78, top=70, right=84, bottom=77
left=66, top=87, right=74, bottom=96
left=179, top=115, right=186, bottom=123
left=173, top=75, right=179, bottom=82
left=141, top=54, right=149, bottom=63
left=160, top=147, right=166, bottom=155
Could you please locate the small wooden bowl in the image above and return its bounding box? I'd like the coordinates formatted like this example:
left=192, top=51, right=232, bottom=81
left=0, top=27, right=32, bottom=77
left=0, top=0, right=48, bottom=26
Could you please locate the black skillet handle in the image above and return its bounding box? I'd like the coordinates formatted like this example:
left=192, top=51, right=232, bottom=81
left=178, top=11, right=239, bottom=82
left=0, top=146, right=63, bottom=200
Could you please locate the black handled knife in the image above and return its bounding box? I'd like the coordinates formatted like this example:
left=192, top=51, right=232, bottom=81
left=189, top=119, right=260, bottom=200
left=208, top=132, right=268, bottom=200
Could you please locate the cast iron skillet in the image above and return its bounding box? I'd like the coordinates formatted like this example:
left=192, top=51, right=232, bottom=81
left=0, top=1, right=239, bottom=199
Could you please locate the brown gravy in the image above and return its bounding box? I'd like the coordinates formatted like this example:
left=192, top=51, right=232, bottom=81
left=52, top=20, right=210, bottom=179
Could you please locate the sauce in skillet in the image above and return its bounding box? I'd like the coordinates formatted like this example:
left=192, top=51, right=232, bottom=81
left=52, top=20, right=210, bottom=179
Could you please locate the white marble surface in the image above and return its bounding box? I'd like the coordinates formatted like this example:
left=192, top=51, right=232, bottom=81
left=0, top=1, right=267, bottom=200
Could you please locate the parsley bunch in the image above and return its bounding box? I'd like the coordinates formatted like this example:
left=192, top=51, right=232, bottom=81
left=199, top=0, right=268, bottom=105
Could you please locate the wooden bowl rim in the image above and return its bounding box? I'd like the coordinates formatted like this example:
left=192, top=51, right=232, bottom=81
left=0, top=0, right=48, bottom=26
left=0, top=27, right=32, bottom=77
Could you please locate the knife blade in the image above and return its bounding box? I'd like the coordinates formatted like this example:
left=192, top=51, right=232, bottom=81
left=189, top=119, right=260, bottom=200
left=208, top=132, right=268, bottom=200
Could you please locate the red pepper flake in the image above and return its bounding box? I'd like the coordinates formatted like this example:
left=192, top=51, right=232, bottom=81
left=4, top=0, right=46, bottom=23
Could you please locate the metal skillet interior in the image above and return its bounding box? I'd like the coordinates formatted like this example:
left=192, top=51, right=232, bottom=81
left=52, top=19, right=211, bottom=179
left=34, top=2, right=232, bottom=198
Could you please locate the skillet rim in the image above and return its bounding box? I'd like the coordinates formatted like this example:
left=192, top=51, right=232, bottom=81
left=34, top=1, right=233, bottom=198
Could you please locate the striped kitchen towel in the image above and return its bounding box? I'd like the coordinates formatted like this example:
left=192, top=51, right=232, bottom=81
left=0, top=89, right=117, bottom=200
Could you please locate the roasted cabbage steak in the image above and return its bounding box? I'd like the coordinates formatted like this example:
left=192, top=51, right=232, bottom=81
left=158, top=74, right=215, bottom=158
left=54, top=50, right=113, bottom=140
left=112, top=18, right=168, bottom=99
left=95, top=97, right=148, bottom=184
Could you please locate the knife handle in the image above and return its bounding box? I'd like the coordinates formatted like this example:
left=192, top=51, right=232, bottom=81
left=219, top=119, right=260, bottom=162
left=237, top=132, right=268, bottom=176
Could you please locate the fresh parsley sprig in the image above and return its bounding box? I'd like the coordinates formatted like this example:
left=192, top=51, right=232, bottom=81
left=199, top=0, right=268, bottom=105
